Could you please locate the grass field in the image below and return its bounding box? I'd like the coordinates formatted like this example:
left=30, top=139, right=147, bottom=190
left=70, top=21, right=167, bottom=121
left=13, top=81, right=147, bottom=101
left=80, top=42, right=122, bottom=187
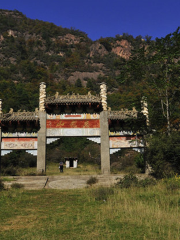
left=0, top=179, right=180, bottom=240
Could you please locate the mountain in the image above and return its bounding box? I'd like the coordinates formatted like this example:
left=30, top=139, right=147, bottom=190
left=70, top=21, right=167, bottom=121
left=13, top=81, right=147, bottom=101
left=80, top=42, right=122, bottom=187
left=0, top=9, right=143, bottom=88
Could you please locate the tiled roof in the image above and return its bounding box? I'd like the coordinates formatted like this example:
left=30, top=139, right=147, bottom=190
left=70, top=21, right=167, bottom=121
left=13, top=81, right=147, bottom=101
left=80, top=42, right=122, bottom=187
left=108, top=108, right=138, bottom=120
left=0, top=109, right=39, bottom=122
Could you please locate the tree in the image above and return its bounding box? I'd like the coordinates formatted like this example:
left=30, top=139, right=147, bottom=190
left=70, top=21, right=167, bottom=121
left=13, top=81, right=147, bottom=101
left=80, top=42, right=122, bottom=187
left=147, top=28, right=180, bottom=134
left=123, top=28, right=180, bottom=134
left=145, top=132, right=180, bottom=178
left=75, top=78, right=82, bottom=88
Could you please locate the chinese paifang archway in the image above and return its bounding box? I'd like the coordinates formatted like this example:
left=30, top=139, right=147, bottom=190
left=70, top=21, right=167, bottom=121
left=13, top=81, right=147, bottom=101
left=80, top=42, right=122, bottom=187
left=0, top=83, right=148, bottom=174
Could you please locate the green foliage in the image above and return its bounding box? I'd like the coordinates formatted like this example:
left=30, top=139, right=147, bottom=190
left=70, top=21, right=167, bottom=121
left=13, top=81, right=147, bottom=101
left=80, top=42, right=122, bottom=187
left=1, top=150, right=36, bottom=176
left=86, top=78, right=99, bottom=93
left=1, top=177, right=15, bottom=182
left=75, top=78, right=82, bottom=88
left=2, top=166, right=18, bottom=176
left=115, top=33, right=134, bottom=44
left=111, top=150, right=143, bottom=174
left=61, top=137, right=88, bottom=153
left=99, top=37, right=112, bottom=51
left=116, top=173, right=139, bottom=188
left=163, top=176, right=180, bottom=191
left=0, top=80, right=39, bottom=112
left=137, top=178, right=157, bottom=188
left=116, top=174, right=156, bottom=188
left=134, top=153, right=145, bottom=172
left=145, top=133, right=180, bottom=178
left=122, top=28, right=180, bottom=133
left=11, top=183, right=24, bottom=189
left=147, top=28, right=180, bottom=134
left=1, top=150, right=36, bottom=168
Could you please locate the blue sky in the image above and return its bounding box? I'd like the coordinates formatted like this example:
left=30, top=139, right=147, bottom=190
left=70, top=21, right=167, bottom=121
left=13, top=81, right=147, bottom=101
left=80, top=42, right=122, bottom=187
left=1, top=0, right=180, bottom=41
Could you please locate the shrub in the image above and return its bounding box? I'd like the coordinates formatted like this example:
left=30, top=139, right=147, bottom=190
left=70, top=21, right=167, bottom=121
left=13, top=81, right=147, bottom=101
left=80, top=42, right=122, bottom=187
left=2, top=166, right=18, bottom=176
left=11, top=183, right=24, bottom=189
left=163, top=176, right=180, bottom=191
left=134, top=154, right=145, bottom=172
left=116, top=173, right=139, bottom=188
left=25, top=172, right=37, bottom=176
left=87, top=176, right=98, bottom=185
left=116, top=174, right=157, bottom=188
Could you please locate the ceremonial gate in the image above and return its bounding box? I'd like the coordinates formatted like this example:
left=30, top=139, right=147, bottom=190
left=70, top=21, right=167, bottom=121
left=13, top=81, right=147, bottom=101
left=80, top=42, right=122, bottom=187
left=0, top=83, right=148, bottom=174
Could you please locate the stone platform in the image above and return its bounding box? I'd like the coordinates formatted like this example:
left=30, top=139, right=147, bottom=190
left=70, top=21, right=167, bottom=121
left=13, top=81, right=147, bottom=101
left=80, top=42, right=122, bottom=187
left=3, top=174, right=147, bottom=190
